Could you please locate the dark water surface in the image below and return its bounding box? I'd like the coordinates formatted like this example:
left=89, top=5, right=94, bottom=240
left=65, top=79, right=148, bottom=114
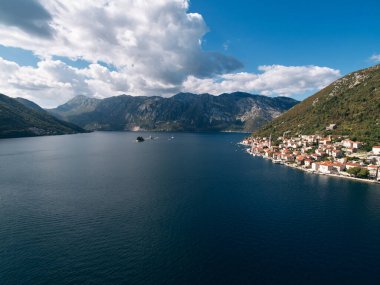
left=1, top=132, right=380, bottom=284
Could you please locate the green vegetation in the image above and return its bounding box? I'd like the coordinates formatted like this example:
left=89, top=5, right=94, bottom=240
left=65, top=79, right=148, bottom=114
left=254, top=65, right=380, bottom=147
left=346, top=167, right=369, bottom=178
left=0, top=94, right=86, bottom=139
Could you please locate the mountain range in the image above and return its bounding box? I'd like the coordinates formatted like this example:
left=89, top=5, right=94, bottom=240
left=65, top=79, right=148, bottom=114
left=0, top=94, right=85, bottom=138
left=254, top=64, right=380, bottom=146
left=2, top=64, right=379, bottom=141
left=48, top=92, right=298, bottom=132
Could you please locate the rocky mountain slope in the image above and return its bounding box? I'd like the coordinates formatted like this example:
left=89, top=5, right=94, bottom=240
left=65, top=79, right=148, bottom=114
left=0, top=93, right=86, bottom=138
left=254, top=64, right=380, bottom=145
left=48, top=92, right=298, bottom=132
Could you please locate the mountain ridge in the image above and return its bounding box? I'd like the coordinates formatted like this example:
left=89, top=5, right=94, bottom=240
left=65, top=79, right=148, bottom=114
left=254, top=64, right=380, bottom=146
left=48, top=92, right=299, bottom=132
left=0, top=93, right=86, bottom=139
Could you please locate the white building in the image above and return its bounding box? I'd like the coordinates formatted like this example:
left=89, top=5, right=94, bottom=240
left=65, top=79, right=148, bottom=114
left=373, top=146, right=380, bottom=155
left=318, top=162, right=334, bottom=174
left=353, top=142, right=362, bottom=149
left=311, top=162, right=319, bottom=171
left=342, top=139, right=354, bottom=148
left=367, top=165, right=379, bottom=178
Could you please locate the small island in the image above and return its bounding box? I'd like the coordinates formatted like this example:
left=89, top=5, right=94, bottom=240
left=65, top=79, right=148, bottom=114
left=136, top=136, right=145, bottom=142
left=241, top=134, right=380, bottom=184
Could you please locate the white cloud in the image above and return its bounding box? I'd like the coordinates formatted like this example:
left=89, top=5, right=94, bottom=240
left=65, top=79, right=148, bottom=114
left=0, top=57, right=341, bottom=107
left=0, top=0, right=242, bottom=99
left=0, top=0, right=341, bottom=107
left=182, top=65, right=341, bottom=97
left=370, top=54, right=380, bottom=63
left=0, top=57, right=133, bottom=107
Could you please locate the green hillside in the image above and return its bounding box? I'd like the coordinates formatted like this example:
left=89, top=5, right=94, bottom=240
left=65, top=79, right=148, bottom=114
left=0, top=93, right=86, bottom=138
left=254, top=64, right=380, bottom=146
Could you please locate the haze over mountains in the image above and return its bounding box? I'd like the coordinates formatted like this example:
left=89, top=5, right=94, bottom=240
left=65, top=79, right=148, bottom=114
left=48, top=92, right=298, bottom=132
left=254, top=64, right=380, bottom=146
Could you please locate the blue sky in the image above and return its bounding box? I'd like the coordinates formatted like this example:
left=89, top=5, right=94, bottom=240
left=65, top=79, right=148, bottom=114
left=190, top=0, right=380, bottom=74
left=0, top=0, right=379, bottom=107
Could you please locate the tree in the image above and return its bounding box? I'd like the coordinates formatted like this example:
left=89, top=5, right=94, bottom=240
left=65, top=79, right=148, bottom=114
left=357, top=168, right=369, bottom=179
left=347, top=167, right=361, bottom=177
left=346, top=167, right=369, bottom=178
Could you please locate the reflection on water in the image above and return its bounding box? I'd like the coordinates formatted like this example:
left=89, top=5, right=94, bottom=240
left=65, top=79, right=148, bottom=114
left=0, top=132, right=380, bottom=285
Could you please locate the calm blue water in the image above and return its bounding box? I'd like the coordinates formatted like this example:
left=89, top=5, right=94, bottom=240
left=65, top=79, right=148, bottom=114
left=1, top=132, right=380, bottom=284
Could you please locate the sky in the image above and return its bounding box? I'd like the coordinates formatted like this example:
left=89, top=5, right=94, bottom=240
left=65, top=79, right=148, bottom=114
left=0, top=0, right=379, bottom=107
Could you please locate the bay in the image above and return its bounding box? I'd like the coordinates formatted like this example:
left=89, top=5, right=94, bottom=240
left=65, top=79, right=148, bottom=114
left=1, top=132, right=380, bottom=284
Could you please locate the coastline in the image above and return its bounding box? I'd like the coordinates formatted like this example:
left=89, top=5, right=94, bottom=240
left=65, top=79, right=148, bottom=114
left=285, top=161, right=380, bottom=185
left=240, top=145, right=380, bottom=185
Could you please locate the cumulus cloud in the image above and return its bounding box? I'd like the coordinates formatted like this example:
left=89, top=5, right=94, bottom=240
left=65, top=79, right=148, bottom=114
left=182, top=65, right=341, bottom=96
left=370, top=54, right=380, bottom=63
left=0, top=0, right=341, bottom=107
left=0, top=0, right=242, bottom=93
left=0, top=57, right=133, bottom=107
left=0, top=0, right=53, bottom=38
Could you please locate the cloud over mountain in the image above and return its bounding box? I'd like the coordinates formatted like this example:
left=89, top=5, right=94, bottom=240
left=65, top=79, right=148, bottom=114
left=183, top=65, right=341, bottom=97
left=0, top=0, right=340, bottom=107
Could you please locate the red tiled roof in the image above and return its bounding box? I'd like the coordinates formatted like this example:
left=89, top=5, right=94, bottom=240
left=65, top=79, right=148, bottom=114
left=346, top=163, right=360, bottom=167
left=367, top=165, right=378, bottom=169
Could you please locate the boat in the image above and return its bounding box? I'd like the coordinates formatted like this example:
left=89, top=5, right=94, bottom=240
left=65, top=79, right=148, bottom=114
left=147, top=135, right=159, bottom=140
left=136, top=136, right=145, bottom=142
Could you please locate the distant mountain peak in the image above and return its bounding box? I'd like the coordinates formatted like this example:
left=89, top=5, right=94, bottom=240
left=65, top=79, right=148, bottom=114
left=48, top=91, right=298, bottom=132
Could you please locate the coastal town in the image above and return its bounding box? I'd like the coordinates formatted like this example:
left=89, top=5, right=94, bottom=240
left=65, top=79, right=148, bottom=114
left=241, top=133, right=380, bottom=184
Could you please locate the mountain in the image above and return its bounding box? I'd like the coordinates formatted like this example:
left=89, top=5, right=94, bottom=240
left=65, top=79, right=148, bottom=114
left=0, top=93, right=86, bottom=138
left=254, top=64, right=380, bottom=146
left=15, top=97, right=47, bottom=113
left=48, top=92, right=298, bottom=132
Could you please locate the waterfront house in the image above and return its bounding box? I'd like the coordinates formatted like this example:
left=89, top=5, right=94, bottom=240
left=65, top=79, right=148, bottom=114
left=319, top=162, right=334, bottom=174
left=367, top=165, right=379, bottom=178
left=304, top=159, right=313, bottom=168
left=272, top=152, right=282, bottom=160
left=332, top=162, right=345, bottom=172
left=311, top=162, right=319, bottom=171
left=296, top=155, right=305, bottom=165
left=264, top=149, right=273, bottom=158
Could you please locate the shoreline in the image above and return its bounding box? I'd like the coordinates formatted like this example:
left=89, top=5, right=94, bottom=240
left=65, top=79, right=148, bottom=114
left=241, top=146, right=380, bottom=186
left=285, top=162, right=380, bottom=185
